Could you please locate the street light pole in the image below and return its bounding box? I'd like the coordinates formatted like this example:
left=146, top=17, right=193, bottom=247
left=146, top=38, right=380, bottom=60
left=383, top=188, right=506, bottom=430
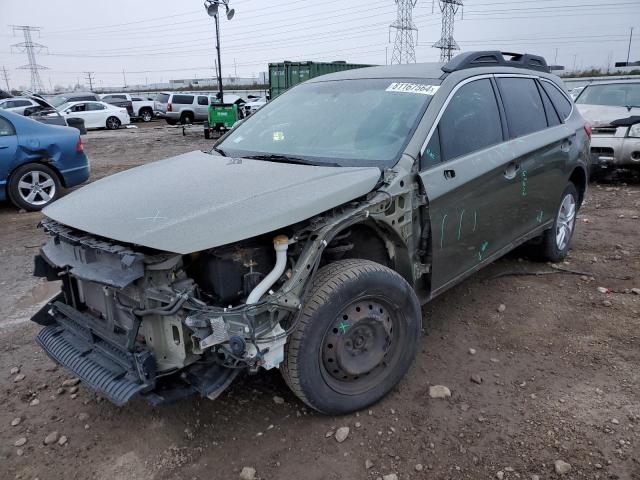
left=205, top=0, right=235, bottom=105
left=215, top=12, right=223, bottom=103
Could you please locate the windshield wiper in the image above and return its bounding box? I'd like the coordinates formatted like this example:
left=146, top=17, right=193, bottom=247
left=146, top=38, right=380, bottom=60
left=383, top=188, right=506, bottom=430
left=625, top=105, right=640, bottom=112
left=211, top=146, right=227, bottom=157
left=243, top=154, right=339, bottom=167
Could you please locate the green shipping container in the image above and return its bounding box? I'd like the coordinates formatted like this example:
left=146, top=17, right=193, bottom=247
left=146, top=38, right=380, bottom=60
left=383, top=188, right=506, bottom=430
left=269, top=61, right=374, bottom=99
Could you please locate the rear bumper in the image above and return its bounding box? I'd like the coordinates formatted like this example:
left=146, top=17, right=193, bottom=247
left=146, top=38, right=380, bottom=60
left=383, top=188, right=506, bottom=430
left=589, top=136, right=640, bottom=170
left=59, top=158, right=90, bottom=188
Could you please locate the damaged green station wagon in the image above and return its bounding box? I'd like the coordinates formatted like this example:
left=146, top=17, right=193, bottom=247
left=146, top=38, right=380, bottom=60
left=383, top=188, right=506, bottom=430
left=32, top=51, right=590, bottom=414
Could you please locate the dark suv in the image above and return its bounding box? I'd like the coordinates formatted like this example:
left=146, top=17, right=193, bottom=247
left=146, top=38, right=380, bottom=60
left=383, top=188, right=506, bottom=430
left=31, top=51, right=590, bottom=414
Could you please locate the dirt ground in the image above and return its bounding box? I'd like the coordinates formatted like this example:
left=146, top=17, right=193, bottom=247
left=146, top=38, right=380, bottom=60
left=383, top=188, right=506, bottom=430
left=1, top=123, right=638, bottom=480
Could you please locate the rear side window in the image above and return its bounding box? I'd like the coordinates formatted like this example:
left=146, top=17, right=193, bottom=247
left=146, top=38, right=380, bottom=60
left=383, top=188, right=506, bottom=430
left=172, top=95, right=194, bottom=105
left=156, top=93, right=170, bottom=103
left=538, top=83, right=561, bottom=127
left=86, top=103, right=105, bottom=111
left=541, top=81, right=572, bottom=120
left=104, top=95, right=126, bottom=100
left=197, top=96, right=209, bottom=106
left=0, top=116, right=15, bottom=136
left=14, top=100, right=32, bottom=107
left=439, top=78, right=503, bottom=161
left=498, top=78, right=547, bottom=138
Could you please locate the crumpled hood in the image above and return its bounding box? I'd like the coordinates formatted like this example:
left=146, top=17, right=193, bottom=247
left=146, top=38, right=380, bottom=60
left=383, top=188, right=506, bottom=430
left=577, top=104, right=640, bottom=127
left=43, top=151, right=381, bottom=254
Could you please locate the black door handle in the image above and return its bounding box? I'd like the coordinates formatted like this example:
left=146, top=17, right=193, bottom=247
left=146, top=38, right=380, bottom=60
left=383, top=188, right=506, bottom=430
left=503, top=162, right=520, bottom=180
left=444, top=169, right=456, bottom=180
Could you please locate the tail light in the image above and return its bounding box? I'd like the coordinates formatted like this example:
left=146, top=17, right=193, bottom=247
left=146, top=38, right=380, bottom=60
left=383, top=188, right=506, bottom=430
left=584, top=122, right=592, bottom=140
left=167, top=103, right=172, bottom=112
left=76, top=137, right=84, bottom=153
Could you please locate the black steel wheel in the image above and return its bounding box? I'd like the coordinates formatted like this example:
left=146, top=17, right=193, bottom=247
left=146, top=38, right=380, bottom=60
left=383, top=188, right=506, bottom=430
left=282, top=259, right=422, bottom=415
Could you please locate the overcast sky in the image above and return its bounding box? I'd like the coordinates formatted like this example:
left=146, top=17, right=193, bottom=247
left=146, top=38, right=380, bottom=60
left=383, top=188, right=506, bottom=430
left=1, top=0, right=638, bottom=91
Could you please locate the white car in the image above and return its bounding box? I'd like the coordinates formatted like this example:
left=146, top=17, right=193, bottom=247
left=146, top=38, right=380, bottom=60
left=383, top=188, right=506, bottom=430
left=58, top=101, right=130, bottom=130
left=243, top=96, right=268, bottom=116
left=0, top=97, right=42, bottom=115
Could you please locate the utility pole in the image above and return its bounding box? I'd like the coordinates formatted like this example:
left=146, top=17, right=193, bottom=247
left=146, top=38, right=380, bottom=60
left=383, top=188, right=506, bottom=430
left=122, top=69, right=127, bottom=89
left=389, top=0, right=419, bottom=64
left=573, top=53, right=578, bottom=73
left=433, top=0, right=463, bottom=62
left=85, top=71, right=95, bottom=91
left=1, top=66, right=10, bottom=92
left=627, top=27, right=634, bottom=65
left=10, top=25, right=48, bottom=93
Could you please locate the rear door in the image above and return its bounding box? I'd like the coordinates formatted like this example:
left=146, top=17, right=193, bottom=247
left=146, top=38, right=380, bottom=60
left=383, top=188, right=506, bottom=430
left=495, top=76, right=575, bottom=238
left=85, top=102, right=108, bottom=128
left=196, top=95, right=209, bottom=120
left=0, top=115, right=18, bottom=196
left=419, top=77, right=514, bottom=295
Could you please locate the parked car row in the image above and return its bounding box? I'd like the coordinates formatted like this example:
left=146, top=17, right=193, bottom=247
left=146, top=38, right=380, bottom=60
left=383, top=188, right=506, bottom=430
left=153, top=91, right=268, bottom=125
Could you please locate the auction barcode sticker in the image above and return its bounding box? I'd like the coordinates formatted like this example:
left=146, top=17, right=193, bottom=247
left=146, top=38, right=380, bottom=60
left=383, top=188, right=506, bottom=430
left=386, top=83, right=440, bottom=95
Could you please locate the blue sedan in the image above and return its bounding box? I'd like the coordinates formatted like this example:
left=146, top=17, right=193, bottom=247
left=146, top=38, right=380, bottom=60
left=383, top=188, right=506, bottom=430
left=0, top=109, right=90, bottom=211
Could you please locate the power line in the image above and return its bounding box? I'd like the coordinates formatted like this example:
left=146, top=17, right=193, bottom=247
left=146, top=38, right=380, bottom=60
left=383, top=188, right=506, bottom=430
left=10, top=25, right=48, bottom=93
left=433, top=0, right=463, bottom=62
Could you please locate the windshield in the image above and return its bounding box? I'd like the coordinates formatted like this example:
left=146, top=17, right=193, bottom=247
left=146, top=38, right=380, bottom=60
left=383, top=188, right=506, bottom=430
left=217, top=78, right=438, bottom=167
left=576, top=83, right=640, bottom=108
left=49, top=95, right=72, bottom=107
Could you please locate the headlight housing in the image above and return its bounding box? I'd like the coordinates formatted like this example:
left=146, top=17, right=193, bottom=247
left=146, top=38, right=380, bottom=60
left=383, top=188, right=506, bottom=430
left=629, top=123, right=640, bottom=138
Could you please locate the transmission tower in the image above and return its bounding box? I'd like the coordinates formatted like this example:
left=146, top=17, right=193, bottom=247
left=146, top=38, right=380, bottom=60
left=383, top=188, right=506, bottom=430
left=389, top=0, right=419, bottom=65
left=432, top=0, right=463, bottom=62
left=10, top=25, right=48, bottom=93
left=1, top=66, right=10, bottom=92
left=85, top=72, right=95, bottom=91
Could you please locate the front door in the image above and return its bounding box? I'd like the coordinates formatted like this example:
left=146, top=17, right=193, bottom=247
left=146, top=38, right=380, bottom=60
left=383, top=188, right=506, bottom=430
left=418, top=77, right=517, bottom=295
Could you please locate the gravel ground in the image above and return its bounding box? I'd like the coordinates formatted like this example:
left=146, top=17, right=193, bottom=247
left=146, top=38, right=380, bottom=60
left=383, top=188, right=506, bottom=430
left=0, top=124, right=638, bottom=480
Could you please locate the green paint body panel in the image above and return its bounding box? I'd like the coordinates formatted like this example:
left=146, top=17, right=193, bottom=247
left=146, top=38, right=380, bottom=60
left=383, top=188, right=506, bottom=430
left=208, top=104, right=238, bottom=129
left=269, top=61, right=374, bottom=98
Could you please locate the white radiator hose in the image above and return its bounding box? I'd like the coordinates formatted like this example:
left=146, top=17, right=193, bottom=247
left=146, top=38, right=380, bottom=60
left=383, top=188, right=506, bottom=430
left=246, top=235, right=289, bottom=305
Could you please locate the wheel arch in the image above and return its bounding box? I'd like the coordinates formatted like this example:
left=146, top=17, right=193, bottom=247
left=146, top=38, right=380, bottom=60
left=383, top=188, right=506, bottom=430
left=568, top=166, right=587, bottom=207
left=8, top=159, right=64, bottom=188
left=320, top=220, right=414, bottom=287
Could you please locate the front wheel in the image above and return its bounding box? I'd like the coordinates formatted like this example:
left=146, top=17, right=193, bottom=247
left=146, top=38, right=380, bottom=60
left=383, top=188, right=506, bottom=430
left=530, top=183, right=579, bottom=262
left=281, top=259, right=422, bottom=415
left=106, top=116, right=121, bottom=130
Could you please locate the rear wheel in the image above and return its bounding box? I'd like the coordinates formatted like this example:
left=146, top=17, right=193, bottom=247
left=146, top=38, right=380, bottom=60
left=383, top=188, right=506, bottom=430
left=140, top=109, right=153, bottom=122
left=281, top=259, right=422, bottom=415
left=106, top=116, right=121, bottom=130
left=180, top=112, right=194, bottom=125
left=8, top=163, right=61, bottom=211
left=530, top=183, right=578, bottom=262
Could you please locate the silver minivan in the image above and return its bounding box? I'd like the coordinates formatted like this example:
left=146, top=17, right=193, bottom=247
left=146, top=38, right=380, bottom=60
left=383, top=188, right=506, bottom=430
left=154, top=92, right=210, bottom=125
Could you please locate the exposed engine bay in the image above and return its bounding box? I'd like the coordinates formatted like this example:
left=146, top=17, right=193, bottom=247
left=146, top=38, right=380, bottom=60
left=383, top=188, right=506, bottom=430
left=30, top=196, right=397, bottom=406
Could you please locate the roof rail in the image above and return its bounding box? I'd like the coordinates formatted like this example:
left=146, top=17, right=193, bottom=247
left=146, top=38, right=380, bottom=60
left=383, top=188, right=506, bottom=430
left=442, top=51, right=550, bottom=74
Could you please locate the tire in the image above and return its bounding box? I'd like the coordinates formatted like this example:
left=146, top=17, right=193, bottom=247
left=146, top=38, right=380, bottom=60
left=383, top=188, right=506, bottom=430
left=140, top=109, right=153, bottom=122
left=166, top=119, right=178, bottom=126
left=8, top=163, right=61, bottom=211
left=281, top=259, right=422, bottom=415
left=106, top=116, right=121, bottom=130
left=204, top=128, right=211, bottom=139
left=180, top=112, right=194, bottom=125
left=530, top=183, right=579, bottom=262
